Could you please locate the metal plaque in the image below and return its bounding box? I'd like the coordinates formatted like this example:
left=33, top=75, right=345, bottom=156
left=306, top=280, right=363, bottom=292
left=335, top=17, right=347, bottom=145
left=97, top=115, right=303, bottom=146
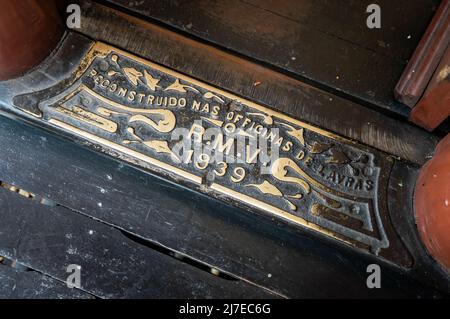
left=12, top=43, right=411, bottom=266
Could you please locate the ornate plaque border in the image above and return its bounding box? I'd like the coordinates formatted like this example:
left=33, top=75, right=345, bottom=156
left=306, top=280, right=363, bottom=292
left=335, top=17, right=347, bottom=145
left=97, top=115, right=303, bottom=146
left=12, top=43, right=412, bottom=266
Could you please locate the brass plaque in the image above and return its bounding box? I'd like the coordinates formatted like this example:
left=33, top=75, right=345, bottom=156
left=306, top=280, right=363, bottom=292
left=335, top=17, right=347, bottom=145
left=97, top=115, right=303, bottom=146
left=13, top=43, right=411, bottom=266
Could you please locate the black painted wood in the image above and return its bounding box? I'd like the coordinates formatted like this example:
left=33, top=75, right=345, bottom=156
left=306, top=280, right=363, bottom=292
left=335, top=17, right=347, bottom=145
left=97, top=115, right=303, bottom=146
left=104, top=0, right=439, bottom=116
left=0, top=264, right=93, bottom=299
left=0, top=188, right=276, bottom=298
left=0, top=266, right=94, bottom=299
left=0, top=115, right=446, bottom=298
left=73, top=2, right=438, bottom=165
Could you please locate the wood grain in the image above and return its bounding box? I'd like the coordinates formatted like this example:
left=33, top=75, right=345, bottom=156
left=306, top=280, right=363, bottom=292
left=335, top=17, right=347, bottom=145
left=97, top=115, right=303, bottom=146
left=74, top=2, right=438, bottom=165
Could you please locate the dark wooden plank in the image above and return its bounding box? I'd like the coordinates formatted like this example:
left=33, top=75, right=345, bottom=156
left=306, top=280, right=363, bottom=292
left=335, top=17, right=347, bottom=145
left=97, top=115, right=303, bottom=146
left=0, top=115, right=446, bottom=298
left=72, top=2, right=438, bottom=165
left=0, top=187, right=277, bottom=299
left=105, top=0, right=439, bottom=115
left=0, top=264, right=94, bottom=299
